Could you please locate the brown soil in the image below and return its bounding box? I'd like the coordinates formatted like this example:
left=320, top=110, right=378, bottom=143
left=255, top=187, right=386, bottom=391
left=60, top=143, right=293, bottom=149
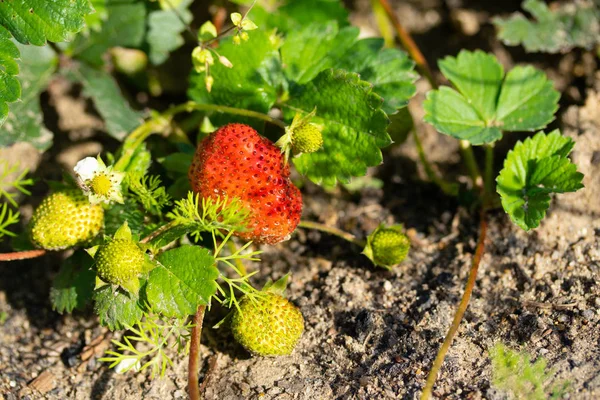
left=1, top=1, right=599, bottom=399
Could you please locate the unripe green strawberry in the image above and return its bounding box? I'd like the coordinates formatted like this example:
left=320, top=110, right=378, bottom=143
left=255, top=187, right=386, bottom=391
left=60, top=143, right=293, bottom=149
left=95, top=238, right=145, bottom=290
left=30, top=189, right=104, bottom=250
left=231, top=293, right=304, bottom=356
left=362, top=224, right=410, bottom=269
left=291, top=123, right=323, bottom=155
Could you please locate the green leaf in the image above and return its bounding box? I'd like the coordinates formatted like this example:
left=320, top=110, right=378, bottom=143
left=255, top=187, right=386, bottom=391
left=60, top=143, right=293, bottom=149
left=147, top=0, right=193, bottom=65
left=334, top=38, right=417, bottom=113
left=286, top=69, right=390, bottom=186
left=494, top=0, right=600, bottom=53
left=280, top=21, right=358, bottom=84
left=71, top=64, right=143, bottom=141
left=146, top=246, right=218, bottom=318
left=1, top=40, right=57, bottom=150
left=94, top=285, right=144, bottom=330
left=188, top=29, right=284, bottom=114
left=281, top=24, right=417, bottom=113
left=0, top=27, right=21, bottom=127
left=50, top=251, right=96, bottom=314
left=251, top=0, right=349, bottom=33
left=496, top=130, right=584, bottom=231
left=423, top=50, right=559, bottom=145
left=0, top=0, right=93, bottom=46
left=70, top=0, right=146, bottom=67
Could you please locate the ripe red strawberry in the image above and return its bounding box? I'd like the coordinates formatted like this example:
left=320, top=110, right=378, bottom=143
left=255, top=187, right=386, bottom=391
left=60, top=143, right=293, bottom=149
left=188, top=123, right=302, bottom=244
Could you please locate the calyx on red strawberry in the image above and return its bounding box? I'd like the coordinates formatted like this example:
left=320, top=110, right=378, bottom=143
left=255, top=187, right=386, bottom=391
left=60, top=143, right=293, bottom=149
left=188, top=123, right=302, bottom=244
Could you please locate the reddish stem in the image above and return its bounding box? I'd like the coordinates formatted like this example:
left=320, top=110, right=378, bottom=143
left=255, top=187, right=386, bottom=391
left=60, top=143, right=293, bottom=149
left=188, top=305, right=207, bottom=400
left=0, top=249, right=47, bottom=262
left=421, top=211, right=488, bottom=399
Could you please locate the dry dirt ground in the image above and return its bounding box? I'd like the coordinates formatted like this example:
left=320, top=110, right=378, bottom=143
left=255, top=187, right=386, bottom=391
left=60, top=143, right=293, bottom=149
left=1, top=1, right=600, bottom=399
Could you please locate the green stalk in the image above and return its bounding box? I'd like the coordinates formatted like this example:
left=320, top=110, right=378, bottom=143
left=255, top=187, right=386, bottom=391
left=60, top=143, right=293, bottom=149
left=298, top=220, right=366, bottom=248
left=459, top=140, right=482, bottom=189
left=483, top=144, right=495, bottom=203
left=412, top=129, right=459, bottom=197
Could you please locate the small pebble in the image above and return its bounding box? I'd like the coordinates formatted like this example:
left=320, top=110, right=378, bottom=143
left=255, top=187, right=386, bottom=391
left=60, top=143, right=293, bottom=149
left=10, top=380, right=16, bottom=387
left=383, top=281, right=392, bottom=292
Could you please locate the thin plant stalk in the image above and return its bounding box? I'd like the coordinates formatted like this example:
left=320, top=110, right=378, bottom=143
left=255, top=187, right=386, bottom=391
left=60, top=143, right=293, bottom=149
left=459, top=140, right=483, bottom=189
left=412, top=129, right=458, bottom=197
left=375, top=0, right=437, bottom=89
left=0, top=249, right=47, bottom=262
left=298, top=220, right=366, bottom=248
left=420, top=211, right=488, bottom=400
left=188, top=305, right=207, bottom=400
left=484, top=144, right=495, bottom=200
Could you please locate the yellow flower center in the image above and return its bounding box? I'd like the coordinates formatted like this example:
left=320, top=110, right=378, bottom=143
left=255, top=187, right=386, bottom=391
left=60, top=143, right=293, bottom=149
left=90, top=174, right=112, bottom=197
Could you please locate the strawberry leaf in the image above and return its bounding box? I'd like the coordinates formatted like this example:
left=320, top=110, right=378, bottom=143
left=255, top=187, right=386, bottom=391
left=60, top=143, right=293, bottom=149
left=285, top=69, right=390, bottom=186
left=423, top=50, right=559, bottom=145
left=0, top=0, right=93, bottom=46
left=250, top=0, right=350, bottom=33
left=146, top=0, right=193, bottom=65
left=68, top=64, right=143, bottom=141
left=494, top=0, right=600, bottom=53
left=50, top=251, right=96, bottom=314
left=0, top=27, right=21, bottom=128
left=281, top=21, right=359, bottom=84
left=188, top=30, right=284, bottom=116
left=281, top=22, right=417, bottom=113
left=94, top=285, right=144, bottom=330
left=146, top=246, right=218, bottom=318
left=1, top=40, right=56, bottom=149
left=496, top=130, right=584, bottom=231
left=70, top=0, right=147, bottom=67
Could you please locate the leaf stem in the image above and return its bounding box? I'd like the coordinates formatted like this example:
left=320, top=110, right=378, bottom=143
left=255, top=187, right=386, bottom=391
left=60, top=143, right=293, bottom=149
left=484, top=144, right=495, bottom=202
left=420, top=210, right=488, bottom=400
left=459, top=140, right=483, bottom=189
left=412, top=129, right=458, bottom=197
left=375, top=0, right=437, bottom=89
left=298, top=220, right=366, bottom=248
left=188, top=305, right=207, bottom=400
left=0, top=249, right=47, bottom=262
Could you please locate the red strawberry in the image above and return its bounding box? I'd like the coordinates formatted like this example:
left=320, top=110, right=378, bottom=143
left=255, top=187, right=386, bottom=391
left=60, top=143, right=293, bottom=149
left=188, top=123, right=302, bottom=244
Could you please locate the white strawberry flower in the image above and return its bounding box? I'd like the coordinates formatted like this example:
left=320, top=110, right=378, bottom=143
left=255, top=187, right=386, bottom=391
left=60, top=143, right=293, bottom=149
left=74, top=157, right=125, bottom=205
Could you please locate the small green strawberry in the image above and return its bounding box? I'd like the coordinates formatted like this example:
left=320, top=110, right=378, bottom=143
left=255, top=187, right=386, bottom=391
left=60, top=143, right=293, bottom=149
left=276, top=108, right=323, bottom=162
left=93, top=222, right=146, bottom=294
left=231, top=292, right=304, bottom=356
left=30, top=189, right=104, bottom=250
left=291, top=123, right=323, bottom=155
left=362, top=224, right=410, bottom=269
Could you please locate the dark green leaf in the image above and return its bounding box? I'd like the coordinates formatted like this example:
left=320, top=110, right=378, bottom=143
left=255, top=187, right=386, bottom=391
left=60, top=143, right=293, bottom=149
left=94, top=285, right=144, bottom=330
left=251, top=0, right=349, bottom=33
left=71, top=64, right=143, bottom=141
left=188, top=30, right=284, bottom=114
left=147, top=0, right=193, bottom=65
left=0, top=0, right=93, bottom=45
left=70, top=0, right=146, bottom=66
left=146, top=246, right=218, bottom=317
left=50, top=251, right=96, bottom=314
left=286, top=69, right=390, bottom=186
left=424, top=50, right=559, bottom=145
left=1, top=41, right=56, bottom=149
left=0, top=27, right=21, bottom=127
left=494, top=0, right=600, bottom=53
left=496, top=130, right=584, bottom=230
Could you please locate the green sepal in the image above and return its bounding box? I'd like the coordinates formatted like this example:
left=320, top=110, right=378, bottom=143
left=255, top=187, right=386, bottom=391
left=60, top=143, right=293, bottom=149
left=362, top=224, right=409, bottom=270
left=113, top=221, right=133, bottom=241
left=119, top=276, right=141, bottom=297
left=262, top=273, right=290, bottom=295
left=86, top=245, right=100, bottom=258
